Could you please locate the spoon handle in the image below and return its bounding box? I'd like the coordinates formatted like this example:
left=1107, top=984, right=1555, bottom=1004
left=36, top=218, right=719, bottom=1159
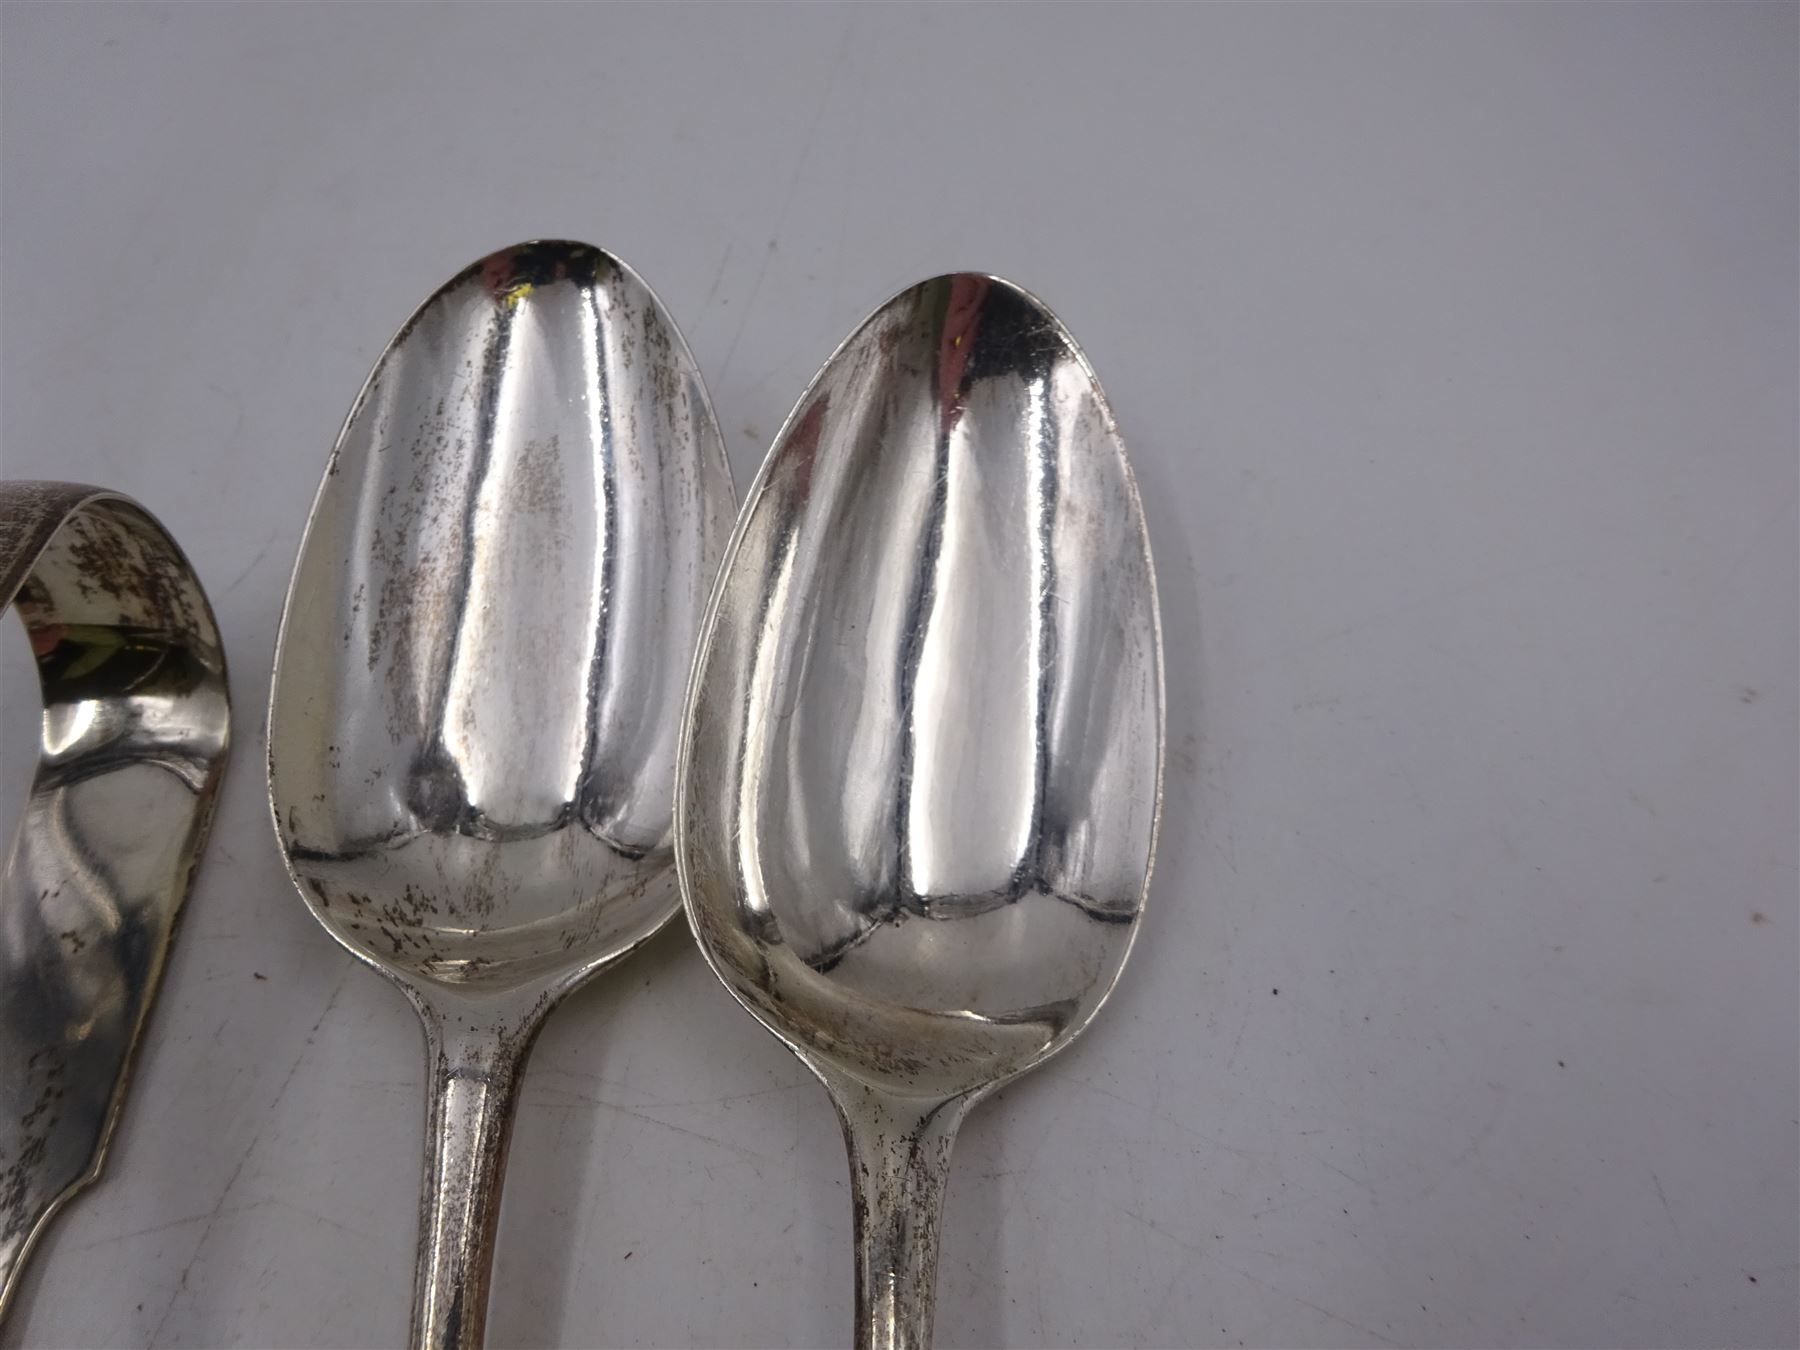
left=410, top=1006, right=537, bottom=1350
left=828, top=1081, right=974, bottom=1350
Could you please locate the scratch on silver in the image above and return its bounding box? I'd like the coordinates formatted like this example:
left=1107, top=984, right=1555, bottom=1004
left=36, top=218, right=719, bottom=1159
left=267, top=241, right=735, bottom=1350
left=676, top=274, right=1165, bottom=1349
left=0, top=482, right=231, bottom=1322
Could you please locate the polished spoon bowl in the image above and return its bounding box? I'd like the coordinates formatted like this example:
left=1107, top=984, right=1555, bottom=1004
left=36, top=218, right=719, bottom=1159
left=269, top=241, right=734, bottom=1349
left=677, top=274, right=1164, bottom=1350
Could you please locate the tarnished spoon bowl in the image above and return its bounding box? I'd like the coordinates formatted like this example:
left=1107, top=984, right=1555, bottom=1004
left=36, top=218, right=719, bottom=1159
left=269, top=241, right=734, bottom=1349
left=677, top=274, right=1163, bottom=1350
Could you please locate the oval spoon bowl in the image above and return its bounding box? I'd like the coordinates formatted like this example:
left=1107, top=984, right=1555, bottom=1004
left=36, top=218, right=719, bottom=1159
left=677, top=273, right=1163, bottom=1348
left=270, top=241, right=734, bottom=1348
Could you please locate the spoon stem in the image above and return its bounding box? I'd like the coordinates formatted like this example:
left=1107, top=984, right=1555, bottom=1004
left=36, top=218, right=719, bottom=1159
left=410, top=1004, right=537, bottom=1350
left=829, top=1081, right=973, bottom=1350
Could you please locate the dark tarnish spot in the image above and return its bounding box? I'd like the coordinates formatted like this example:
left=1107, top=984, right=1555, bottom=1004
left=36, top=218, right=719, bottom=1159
left=645, top=307, right=680, bottom=429
left=440, top=1286, right=464, bottom=1348
left=510, top=437, right=568, bottom=517
left=2, top=1056, right=66, bottom=1241
left=59, top=511, right=206, bottom=640
left=407, top=746, right=470, bottom=832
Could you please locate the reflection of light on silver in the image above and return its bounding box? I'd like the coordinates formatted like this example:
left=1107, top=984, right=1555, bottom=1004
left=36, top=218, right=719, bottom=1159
left=1024, top=369, right=1054, bottom=883
left=679, top=275, right=1164, bottom=1350
left=0, top=484, right=230, bottom=1324
left=268, top=242, right=734, bottom=1350
left=38, top=695, right=98, bottom=757
left=442, top=303, right=524, bottom=808
left=738, top=522, right=800, bottom=923
left=577, top=283, right=614, bottom=828
left=904, top=408, right=971, bottom=899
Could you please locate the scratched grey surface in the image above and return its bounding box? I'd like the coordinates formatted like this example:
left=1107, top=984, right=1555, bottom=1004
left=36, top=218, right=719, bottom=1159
left=0, top=4, right=1795, bottom=1348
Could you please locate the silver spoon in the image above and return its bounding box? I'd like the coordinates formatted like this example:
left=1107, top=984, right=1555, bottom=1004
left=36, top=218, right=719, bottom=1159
left=268, top=241, right=734, bottom=1350
left=0, top=484, right=230, bottom=1321
left=677, top=274, right=1164, bottom=1350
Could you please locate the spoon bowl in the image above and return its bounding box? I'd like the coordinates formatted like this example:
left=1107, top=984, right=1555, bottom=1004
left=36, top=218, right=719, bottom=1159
left=270, top=241, right=734, bottom=1348
left=677, top=274, right=1163, bottom=1349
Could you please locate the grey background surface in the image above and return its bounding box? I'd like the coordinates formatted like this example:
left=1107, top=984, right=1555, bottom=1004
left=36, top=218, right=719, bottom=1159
left=1, top=4, right=1795, bottom=1348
